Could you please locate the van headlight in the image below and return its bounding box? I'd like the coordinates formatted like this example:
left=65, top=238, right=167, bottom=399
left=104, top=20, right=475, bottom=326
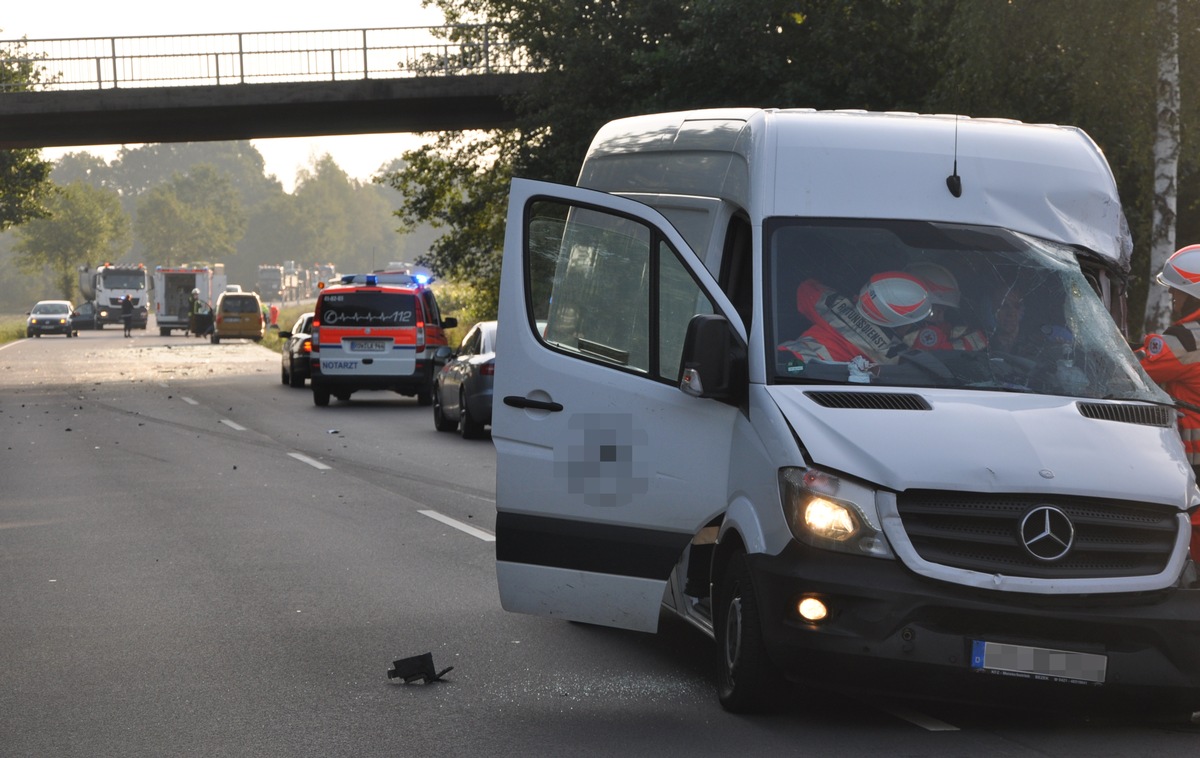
left=779, top=467, right=894, bottom=559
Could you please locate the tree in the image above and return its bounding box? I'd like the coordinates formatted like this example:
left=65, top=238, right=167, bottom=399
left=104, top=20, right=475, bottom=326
left=1145, top=0, right=1181, bottom=333
left=133, top=165, right=246, bottom=267
left=0, top=37, right=55, bottom=230
left=12, top=181, right=130, bottom=299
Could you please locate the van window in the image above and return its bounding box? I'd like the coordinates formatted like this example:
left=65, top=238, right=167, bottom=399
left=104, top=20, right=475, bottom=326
left=767, top=218, right=1167, bottom=402
left=319, top=291, right=417, bottom=327
left=526, top=199, right=716, bottom=382
left=222, top=296, right=260, bottom=313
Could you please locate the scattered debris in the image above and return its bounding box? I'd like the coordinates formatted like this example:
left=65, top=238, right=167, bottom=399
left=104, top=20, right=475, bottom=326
left=387, top=652, right=453, bottom=684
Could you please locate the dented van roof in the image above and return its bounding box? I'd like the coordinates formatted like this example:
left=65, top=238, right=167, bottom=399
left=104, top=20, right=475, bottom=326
left=578, top=108, right=1131, bottom=271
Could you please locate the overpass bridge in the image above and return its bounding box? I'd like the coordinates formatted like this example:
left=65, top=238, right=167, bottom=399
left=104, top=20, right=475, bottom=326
left=0, top=25, right=539, bottom=149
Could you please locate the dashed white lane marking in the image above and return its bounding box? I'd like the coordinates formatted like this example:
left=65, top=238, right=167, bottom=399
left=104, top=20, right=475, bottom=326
left=182, top=396, right=199, bottom=405
left=288, top=452, right=331, bottom=470
left=220, top=419, right=247, bottom=431
left=419, top=509, right=496, bottom=542
left=880, top=704, right=960, bottom=732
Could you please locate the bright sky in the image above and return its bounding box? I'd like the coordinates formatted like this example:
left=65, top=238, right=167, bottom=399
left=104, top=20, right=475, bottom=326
left=1, top=1, right=447, bottom=192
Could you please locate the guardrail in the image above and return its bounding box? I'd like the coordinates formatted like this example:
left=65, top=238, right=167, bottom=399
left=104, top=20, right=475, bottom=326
left=0, top=25, right=527, bottom=91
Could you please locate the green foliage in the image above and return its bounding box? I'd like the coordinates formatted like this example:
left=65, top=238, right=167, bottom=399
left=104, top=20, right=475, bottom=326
left=133, top=165, right=247, bottom=267
left=12, top=181, right=130, bottom=300
left=1, top=39, right=55, bottom=230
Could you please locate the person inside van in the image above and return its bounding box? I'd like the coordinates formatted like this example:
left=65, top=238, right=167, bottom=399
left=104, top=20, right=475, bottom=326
left=778, top=270, right=932, bottom=367
left=901, top=262, right=988, bottom=352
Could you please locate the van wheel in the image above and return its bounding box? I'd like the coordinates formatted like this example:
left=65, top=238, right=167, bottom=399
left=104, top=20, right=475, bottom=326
left=433, top=387, right=457, bottom=432
left=281, top=364, right=289, bottom=385
left=417, top=381, right=433, bottom=407
left=313, top=386, right=330, bottom=407
left=715, top=551, right=783, bottom=713
left=460, top=390, right=485, bottom=439
left=160, top=327, right=170, bottom=337
left=211, top=333, right=220, bottom=344
left=334, top=392, right=351, bottom=402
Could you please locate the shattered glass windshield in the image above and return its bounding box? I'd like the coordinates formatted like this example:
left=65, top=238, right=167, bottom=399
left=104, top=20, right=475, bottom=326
left=767, top=218, right=1167, bottom=402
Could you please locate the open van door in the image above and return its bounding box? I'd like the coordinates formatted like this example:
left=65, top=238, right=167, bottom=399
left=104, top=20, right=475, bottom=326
left=494, top=178, right=746, bottom=633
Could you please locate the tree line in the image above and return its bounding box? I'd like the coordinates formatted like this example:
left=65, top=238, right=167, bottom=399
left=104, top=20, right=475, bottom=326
left=0, top=139, right=436, bottom=310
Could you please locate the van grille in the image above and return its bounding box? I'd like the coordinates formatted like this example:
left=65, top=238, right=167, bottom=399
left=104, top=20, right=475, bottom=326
left=895, top=491, right=1179, bottom=579
left=1076, top=402, right=1175, bottom=427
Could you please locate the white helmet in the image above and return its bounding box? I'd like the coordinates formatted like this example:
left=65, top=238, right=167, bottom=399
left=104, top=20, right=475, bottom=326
left=905, top=262, right=960, bottom=309
left=191, top=288, right=200, bottom=296
left=856, top=272, right=932, bottom=327
left=1157, top=244, right=1200, bottom=298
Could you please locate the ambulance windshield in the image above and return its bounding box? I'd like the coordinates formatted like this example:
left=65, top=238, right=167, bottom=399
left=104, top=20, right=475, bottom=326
left=767, top=218, right=1167, bottom=403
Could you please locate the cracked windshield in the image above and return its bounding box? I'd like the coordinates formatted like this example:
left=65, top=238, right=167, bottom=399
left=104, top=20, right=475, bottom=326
left=769, top=219, right=1168, bottom=403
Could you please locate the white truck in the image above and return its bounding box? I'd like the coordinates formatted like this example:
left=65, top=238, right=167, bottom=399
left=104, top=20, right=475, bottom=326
left=492, top=109, right=1200, bottom=716
left=77, top=263, right=150, bottom=329
left=153, top=264, right=227, bottom=336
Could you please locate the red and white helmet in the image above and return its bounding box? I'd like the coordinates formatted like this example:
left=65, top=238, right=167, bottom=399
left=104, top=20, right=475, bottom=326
left=1157, top=244, right=1200, bottom=298
left=857, top=272, right=932, bottom=327
left=905, top=262, right=960, bottom=309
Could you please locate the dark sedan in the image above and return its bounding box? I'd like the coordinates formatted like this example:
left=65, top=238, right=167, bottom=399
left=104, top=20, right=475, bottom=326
left=433, top=320, right=496, bottom=439
left=279, top=312, right=315, bottom=388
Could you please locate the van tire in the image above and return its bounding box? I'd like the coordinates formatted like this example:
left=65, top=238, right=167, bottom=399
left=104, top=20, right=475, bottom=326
left=313, top=386, right=330, bottom=407
left=715, top=551, right=782, bottom=713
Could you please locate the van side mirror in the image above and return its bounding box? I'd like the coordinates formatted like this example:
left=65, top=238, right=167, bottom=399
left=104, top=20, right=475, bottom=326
left=679, top=314, right=745, bottom=402
left=441, top=317, right=458, bottom=329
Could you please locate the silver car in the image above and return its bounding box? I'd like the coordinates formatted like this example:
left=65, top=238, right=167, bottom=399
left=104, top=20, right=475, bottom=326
left=432, top=320, right=496, bottom=439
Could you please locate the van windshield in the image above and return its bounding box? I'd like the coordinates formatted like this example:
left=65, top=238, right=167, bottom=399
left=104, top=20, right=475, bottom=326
left=319, top=291, right=417, bottom=327
left=766, top=218, right=1167, bottom=402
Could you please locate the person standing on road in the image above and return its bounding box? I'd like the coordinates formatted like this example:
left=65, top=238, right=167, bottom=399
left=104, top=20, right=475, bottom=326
left=188, top=288, right=202, bottom=337
left=120, top=295, right=134, bottom=338
left=1139, top=244, right=1200, bottom=557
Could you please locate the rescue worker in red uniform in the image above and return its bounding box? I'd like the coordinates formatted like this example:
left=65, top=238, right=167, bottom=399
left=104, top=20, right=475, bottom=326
left=902, top=262, right=988, bottom=352
left=1140, top=244, right=1200, bottom=557
left=779, top=271, right=932, bottom=366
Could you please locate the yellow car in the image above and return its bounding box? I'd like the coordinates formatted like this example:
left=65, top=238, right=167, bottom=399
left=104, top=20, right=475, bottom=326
left=211, top=292, right=264, bottom=344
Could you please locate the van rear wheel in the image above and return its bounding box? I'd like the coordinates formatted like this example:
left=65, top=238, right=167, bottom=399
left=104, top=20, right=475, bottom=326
left=715, top=551, right=783, bottom=713
left=313, top=386, right=330, bottom=407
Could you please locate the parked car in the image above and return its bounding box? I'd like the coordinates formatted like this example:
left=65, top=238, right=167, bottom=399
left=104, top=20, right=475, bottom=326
left=279, top=312, right=315, bottom=388
left=211, top=291, right=264, bottom=344
left=26, top=300, right=76, bottom=338
left=70, top=301, right=99, bottom=332
left=433, top=320, right=496, bottom=439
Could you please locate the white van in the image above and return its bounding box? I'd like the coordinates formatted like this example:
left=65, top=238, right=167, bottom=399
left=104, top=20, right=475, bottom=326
left=492, top=109, right=1200, bottom=715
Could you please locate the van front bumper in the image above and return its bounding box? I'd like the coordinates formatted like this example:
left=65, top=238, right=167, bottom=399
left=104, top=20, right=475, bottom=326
left=750, top=544, right=1200, bottom=713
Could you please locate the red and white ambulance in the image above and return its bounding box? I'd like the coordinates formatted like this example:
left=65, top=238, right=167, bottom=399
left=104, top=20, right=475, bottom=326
left=310, top=272, right=456, bottom=407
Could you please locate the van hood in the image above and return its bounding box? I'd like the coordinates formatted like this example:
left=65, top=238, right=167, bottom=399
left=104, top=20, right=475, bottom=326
left=766, top=386, right=1190, bottom=508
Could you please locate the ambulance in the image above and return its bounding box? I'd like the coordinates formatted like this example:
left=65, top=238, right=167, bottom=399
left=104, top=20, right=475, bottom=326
left=310, top=272, right=456, bottom=406
left=491, top=109, right=1200, bottom=715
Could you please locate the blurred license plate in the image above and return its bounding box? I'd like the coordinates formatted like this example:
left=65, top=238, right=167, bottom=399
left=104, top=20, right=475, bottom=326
left=970, top=640, right=1106, bottom=684
left=349, top=340, right=387, bottom=352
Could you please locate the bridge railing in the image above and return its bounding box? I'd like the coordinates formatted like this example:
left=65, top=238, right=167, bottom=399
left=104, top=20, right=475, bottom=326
left=0, top=25, right=529, bottom=91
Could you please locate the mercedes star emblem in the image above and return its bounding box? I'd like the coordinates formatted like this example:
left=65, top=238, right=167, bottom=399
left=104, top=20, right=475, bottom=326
left=1019, top=505, right=1075, bottom=562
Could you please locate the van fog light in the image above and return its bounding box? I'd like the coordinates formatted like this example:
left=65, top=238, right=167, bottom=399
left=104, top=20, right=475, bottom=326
left=797, top=597, right=828, bottom=622
left=804, top=498, right=856, bottom=541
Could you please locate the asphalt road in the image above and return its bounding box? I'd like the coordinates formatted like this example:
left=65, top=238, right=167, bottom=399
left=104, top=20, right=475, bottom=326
left=2, top=327, right=1198, bottom=757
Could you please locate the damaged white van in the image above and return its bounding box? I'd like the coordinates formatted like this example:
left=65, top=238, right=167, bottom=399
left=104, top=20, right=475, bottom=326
left=492, top=108, right=1200, bottom=715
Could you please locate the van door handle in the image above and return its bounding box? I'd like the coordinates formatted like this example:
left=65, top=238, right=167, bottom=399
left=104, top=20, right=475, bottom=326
left=503, top=396, right=563, bottom=412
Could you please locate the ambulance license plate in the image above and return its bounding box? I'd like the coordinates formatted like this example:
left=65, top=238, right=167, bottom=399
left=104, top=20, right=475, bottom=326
left=349, top=340, right=388, bottom=352
left=970, top=640, right=1106, bottom=684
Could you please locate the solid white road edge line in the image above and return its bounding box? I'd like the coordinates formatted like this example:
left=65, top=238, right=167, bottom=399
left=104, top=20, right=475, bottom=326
left=288, top=452, right=331, bottom=470
left=182, top=396, right=199, bottom=405
left=418, top=509, right=496, bottom=542
left=220, top=419, right=247, bottom=431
